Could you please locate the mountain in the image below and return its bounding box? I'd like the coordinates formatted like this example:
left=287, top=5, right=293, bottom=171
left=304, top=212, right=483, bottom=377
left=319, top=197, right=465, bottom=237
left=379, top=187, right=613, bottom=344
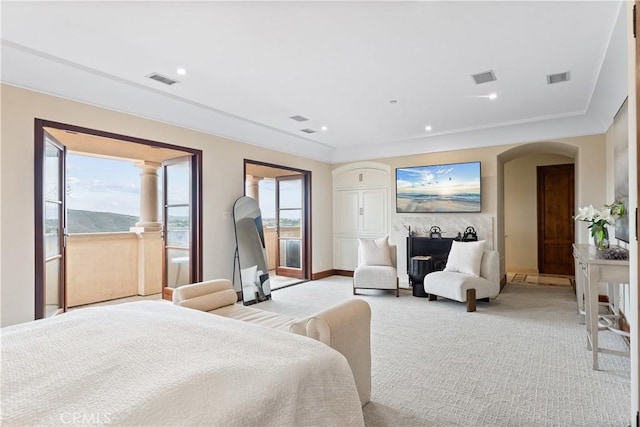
left=67, top=209, right=138, bottom=233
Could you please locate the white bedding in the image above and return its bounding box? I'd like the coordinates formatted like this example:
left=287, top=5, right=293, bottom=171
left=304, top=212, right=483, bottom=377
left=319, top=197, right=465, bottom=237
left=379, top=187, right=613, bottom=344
left=1, top=301, right=364, bottom=426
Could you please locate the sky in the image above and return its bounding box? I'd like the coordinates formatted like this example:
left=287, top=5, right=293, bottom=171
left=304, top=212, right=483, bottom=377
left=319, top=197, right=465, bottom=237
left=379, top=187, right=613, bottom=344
left=258, top=178, right=302, bottom=219
left=67, top=154, right=299, bottom=219
left=396, top=161, right=481, bottom=195
left=66, top=154, right=141, bottom=216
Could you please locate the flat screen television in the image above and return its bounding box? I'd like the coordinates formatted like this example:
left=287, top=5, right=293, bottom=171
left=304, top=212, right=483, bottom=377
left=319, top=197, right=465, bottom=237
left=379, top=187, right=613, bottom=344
left=396, top=161, right=481, bottom=213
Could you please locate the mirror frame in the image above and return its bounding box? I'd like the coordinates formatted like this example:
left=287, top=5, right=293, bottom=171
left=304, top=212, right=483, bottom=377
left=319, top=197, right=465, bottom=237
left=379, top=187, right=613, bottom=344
left=233, top=196, right=272, bottom=305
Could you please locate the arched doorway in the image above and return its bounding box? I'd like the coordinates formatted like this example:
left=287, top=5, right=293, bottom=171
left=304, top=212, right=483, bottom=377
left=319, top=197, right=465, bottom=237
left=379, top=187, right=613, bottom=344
left=497, top=142, right=579, bottom=277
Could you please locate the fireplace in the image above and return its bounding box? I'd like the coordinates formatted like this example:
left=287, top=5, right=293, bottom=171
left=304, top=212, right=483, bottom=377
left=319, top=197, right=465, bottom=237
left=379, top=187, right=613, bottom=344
left=406, top=236, right=456, bottom=282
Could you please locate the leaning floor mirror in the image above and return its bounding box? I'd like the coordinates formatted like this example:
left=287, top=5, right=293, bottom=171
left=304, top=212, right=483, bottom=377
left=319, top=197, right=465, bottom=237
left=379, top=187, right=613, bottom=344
left=233, top=196, right=272, bottom=305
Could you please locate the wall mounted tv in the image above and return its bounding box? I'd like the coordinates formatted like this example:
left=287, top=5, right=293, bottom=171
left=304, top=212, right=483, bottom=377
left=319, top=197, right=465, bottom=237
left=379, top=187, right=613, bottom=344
left=396, top=161, right=481, bottom=213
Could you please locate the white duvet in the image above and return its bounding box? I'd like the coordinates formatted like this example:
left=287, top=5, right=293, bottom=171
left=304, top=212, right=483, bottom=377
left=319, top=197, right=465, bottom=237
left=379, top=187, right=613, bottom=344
left=1, top=301, right=364, bottom=426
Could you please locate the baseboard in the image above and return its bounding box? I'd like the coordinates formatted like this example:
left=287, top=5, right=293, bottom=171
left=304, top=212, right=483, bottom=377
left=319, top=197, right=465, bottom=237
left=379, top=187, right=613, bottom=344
left=500, top=274, right=507, bottom=291
left=311, top=269, right=334, bottom=280
left=333, top=269, right=354, bottom=277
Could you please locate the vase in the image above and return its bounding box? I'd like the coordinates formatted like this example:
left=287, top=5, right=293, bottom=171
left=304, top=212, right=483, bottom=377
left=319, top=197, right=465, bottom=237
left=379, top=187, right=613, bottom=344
left=592, top=225, right=610, bottom=251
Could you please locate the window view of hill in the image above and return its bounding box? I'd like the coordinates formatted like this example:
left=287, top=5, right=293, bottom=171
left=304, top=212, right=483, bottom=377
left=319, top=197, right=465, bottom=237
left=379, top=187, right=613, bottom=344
left=67, top=209, right=138, bottom=233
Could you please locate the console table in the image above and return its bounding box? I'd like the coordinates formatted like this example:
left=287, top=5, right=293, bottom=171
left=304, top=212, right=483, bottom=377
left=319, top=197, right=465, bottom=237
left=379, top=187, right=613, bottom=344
left=572, top=243, right=630, bottom=370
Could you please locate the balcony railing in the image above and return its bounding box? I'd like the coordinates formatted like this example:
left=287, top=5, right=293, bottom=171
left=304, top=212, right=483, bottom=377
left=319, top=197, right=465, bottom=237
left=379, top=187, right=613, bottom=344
left=66, top=232, right=160, bottom=307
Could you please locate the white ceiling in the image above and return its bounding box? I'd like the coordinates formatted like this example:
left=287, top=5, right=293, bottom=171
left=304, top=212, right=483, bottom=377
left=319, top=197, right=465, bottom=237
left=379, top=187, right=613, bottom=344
left=0, top=1, right=627, bottom=163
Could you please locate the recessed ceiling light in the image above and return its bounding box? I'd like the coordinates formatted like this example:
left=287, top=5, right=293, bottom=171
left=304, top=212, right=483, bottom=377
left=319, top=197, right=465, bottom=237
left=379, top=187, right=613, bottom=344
left=321, top=125, right=328, bottom=132
left=389, top=100, right=398, bottom=104
left=488, top=93, right=497, bottom=100
left=425, top=126, right=432, bottom=131
left=176, top=67, right=187, bottom=76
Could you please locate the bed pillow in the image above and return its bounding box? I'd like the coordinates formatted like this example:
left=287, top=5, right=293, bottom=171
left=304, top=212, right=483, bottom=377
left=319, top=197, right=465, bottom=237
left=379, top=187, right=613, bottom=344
left=179, top=289, right=238, bottom=312
left=444, top=240, right=486, bottom=277
left=359, top=236, right=392, bottom=266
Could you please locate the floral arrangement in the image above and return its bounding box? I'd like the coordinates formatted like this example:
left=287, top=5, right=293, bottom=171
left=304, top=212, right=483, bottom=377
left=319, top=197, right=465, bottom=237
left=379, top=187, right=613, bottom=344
left=574, top=201, right=625, bottom=250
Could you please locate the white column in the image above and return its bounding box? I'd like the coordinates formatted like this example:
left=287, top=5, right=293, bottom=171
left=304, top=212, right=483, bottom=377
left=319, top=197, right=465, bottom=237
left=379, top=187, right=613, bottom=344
left=246, top=174, right=263, bottom=202
left=130, top=160, right=162, bottom=296
left=134, top=161, right=161, bottom=231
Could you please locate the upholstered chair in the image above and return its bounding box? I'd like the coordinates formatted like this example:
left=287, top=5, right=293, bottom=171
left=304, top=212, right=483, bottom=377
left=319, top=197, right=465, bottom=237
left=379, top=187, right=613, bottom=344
left=422, top=240, right=500, bottom=312
left=353, top=237, right=399, bottom=297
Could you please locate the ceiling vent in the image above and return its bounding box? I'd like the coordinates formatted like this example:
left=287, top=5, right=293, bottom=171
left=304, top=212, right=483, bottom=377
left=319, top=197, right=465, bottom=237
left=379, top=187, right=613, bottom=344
left=547, top=71, right=570, bottom=85
left=300, top=128, right=316, bottom=134
left=471, top=70, right=496, bottom=85
left=146, top=73, right=180, bottom=86
left=289, top=115, right=309, bottom=122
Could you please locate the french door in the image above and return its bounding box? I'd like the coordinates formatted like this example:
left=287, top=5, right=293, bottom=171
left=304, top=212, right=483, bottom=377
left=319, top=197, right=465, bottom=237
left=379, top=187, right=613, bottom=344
left=35, top=119, right=203, bottom=320
left=163, top=156, right=196, bottom=287
left=275, top=175, right=305, bottom=278
left=35, top=130, right=67, bottom=319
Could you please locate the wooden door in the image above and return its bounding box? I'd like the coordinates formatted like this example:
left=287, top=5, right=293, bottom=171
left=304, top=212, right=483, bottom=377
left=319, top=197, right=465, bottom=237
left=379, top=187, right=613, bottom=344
left=537, top=164, right=575, bottom=275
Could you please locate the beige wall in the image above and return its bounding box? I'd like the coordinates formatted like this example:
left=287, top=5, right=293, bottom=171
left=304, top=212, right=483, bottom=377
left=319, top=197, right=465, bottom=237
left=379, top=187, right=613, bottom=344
left=334, top=145, right=508, bottom=241
left=0, top=84, right=334, bottom=326
left=334, top=135, right=607, bottom=277
left=504, top=153, right=574, bottom=273
left=0, top=83, right=613, bottom=326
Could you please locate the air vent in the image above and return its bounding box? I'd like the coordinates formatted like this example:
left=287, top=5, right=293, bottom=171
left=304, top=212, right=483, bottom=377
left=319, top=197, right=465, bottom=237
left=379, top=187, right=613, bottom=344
left=471, top=70, right=496, bottom=85
left=146, top=73, right=180, bottom=86
left=300, top=128, right=316, bottom=134
left=289, top=115, right=309, bottom=122
left=547, top=71, right=570, bottom=85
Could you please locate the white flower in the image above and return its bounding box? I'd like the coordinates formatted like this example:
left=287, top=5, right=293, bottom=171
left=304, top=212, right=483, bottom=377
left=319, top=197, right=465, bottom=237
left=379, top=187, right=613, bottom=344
left=575, top=201, right=625, bottom=227
left=575, top=205, right=597, bottom=222
left=595, top=209, right=615, bottom=226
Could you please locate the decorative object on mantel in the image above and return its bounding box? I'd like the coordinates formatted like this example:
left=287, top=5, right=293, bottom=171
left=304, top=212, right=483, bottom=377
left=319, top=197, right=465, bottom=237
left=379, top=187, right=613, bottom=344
left=462, top=226, right=478, bottom=241
left=429, top=226, right=442, bottom=239
left=574, top=201, right=626, bottom=250
left=404, top=225, right=416, bottom=237
left=596, top=246, right=629, bottom=260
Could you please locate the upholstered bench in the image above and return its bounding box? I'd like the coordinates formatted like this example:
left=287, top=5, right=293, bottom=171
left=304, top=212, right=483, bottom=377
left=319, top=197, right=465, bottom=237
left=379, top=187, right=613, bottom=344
left=422, top=241, right=500, bottom=312
left=172, top=279, right=372, bottom=406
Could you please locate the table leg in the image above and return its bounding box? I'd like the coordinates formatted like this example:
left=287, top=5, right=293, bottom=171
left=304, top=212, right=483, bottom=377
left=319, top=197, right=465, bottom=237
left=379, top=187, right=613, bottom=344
left=587, top=265, right=599, bottom=370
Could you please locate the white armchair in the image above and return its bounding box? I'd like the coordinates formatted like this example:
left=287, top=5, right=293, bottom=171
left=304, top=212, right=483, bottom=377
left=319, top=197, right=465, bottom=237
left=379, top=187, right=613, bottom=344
left=422, top=248, right=500, bottom=312
left=353, top=237, right=399, bottom=297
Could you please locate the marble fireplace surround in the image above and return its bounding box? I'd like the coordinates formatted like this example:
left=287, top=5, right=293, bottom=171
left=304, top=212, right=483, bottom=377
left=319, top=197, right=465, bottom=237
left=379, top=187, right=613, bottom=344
left=391, top=215, right=494, bottom=284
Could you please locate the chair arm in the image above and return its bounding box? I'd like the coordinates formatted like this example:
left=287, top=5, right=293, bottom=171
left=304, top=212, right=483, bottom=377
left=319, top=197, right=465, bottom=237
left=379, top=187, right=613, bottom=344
left=291, top=299, right=372, bottom=406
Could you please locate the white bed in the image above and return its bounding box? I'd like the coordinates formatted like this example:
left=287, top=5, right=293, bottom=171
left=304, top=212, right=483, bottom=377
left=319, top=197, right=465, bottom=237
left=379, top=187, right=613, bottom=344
left=1, top=301, right=364, bottom=426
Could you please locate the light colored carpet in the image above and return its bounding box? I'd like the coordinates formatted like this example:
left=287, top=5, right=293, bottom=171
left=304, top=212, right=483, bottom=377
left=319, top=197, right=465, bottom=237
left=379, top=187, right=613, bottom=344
left=259, top=276, right=631, bottom=426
